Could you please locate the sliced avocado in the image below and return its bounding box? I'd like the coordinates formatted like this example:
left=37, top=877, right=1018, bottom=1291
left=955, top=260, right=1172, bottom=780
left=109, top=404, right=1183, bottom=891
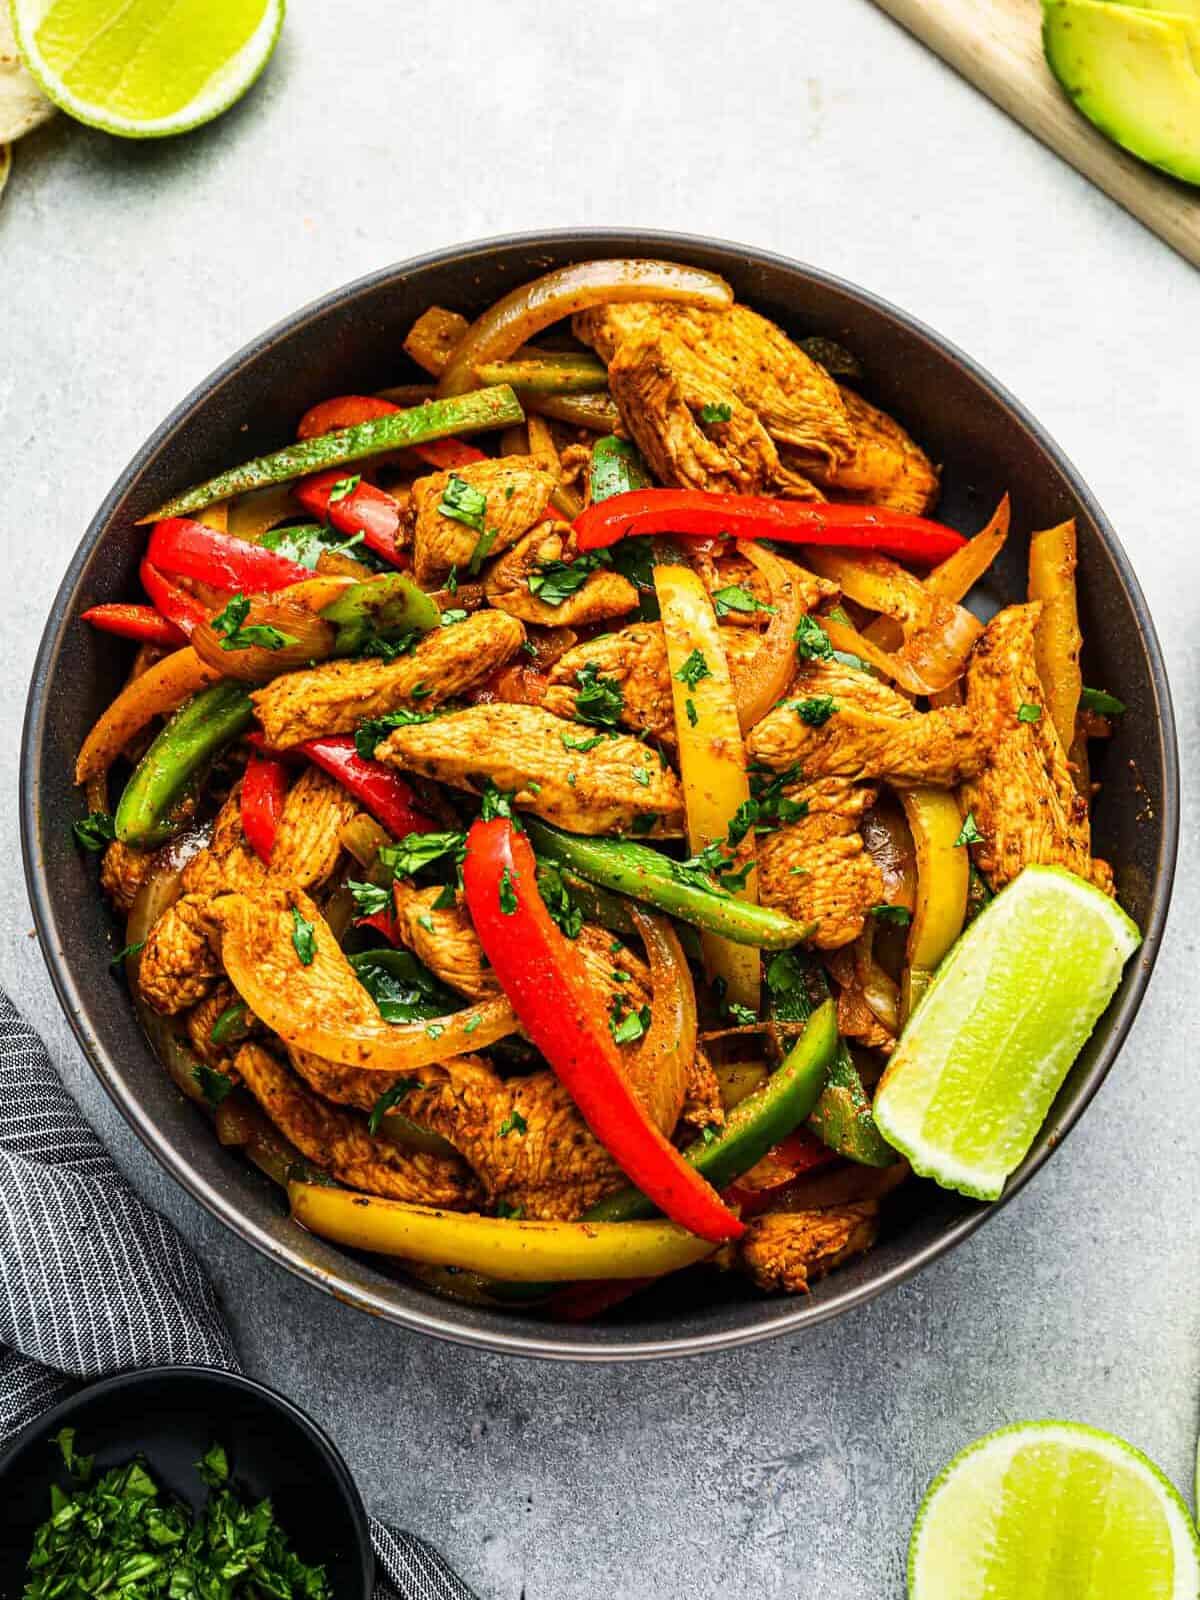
left=1043, top=0, right=1200, bottom=185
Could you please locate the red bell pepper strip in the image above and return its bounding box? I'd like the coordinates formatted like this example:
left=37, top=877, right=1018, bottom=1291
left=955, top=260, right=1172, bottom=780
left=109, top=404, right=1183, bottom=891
left=462, top=817, right=744, bottom=1244
left=138, top=559, right=213, bottom=637
left=294, top=468, right=407, bottom=567
left=357, top=900, right=401, bottom=944
left=241, top=751, right=290, bottom=865
left=297, top=736, right=436, bottom=838
left=146, top=518, right=313, bottom=592
left=82, top=603, right=187, bottom=648
left=572, top=490, right=968, bottom=565
left=724, top=1128, right=840, bottom=1218
left=297, top=395, right=486, bottom=472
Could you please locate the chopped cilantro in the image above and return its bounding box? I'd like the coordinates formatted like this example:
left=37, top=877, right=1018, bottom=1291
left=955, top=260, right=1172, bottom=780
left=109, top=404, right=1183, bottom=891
left=561, top=731, right=606, bottom=752
left=724, top=1001, right=757, bottom=1026
left=109, top=939, right=145, bottom=970
left=699, top=401, right=733, bottom=424
left=467, top=525, right=500, bottom=575
left=870, top=903, right=913, bottom=926
left=417, top=913, right=435, bottom=933
left=211, top=593, right=297, bottom=653
left=328, top=473, right=361, bottom=503
left=439, top=472, right=487, bottom=532
left=354, top=706, right=440, bottom=758
left=410, top=681, right=432, bottom=699
left=425, top=1021, right=445, bottom=1039
left=632, top=766, right=651, bottom=787
left=350, top=948, right=456, bottom=1025
left=193, top=1063, right=234, bottom=1107
left=712, top=584, right=775, bottom=619
left=348, top=879, right=391, bottom=917
left=355, top=629, right=418, bottom=662
left=792, top=695, right=837, bottom=727
left=440, top=608, right=468, bottom=627
left=479, top=779, right=518, bottom=822
left=794, top=614, right=834, bottom=662
left=528, top=551, right=607, bottom=606
left=1017, top=702, right=1043, bottom=724
left=574, top=660, right=624, bottom=728
left=675, top=648, right=711, bottom=689
left=73, top=811, right=115, bottom=851
left=631, top=812, right=659, bottom=835
left=290, top=906, right=316, bottom=965
left=432, top=882, right=457, bottom=910
left=609, top=1001, right=651, bottom=1045
left=499, top=1110, right=528, bottom=1138
left=368, top=1078, right=422, bottom=1133
left=498, top=866, right=519, bottom=915
left=954, top=811, right=984, bottom=848
left=496, top=1200, right=525, bottom=1219
left=378, top=831, right=466, bottom=878
left=535, top=862, right=583, bottom=939
left=445, top=563, right=459, bottom=593
left=700, top=1123, right=721, bottom=1146
left=208, top=1001, right=250, bottom=1047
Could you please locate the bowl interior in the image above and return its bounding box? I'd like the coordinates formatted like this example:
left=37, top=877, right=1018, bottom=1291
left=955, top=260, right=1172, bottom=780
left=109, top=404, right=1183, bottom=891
left=21, top=231, right=1178, bottom=1359
left=0, top=1367, right=373, bottom=1595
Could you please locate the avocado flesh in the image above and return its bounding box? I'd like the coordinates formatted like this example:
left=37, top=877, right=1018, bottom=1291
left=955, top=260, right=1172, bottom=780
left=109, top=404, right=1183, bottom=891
left=1043, top=0, right=1200, bottom=185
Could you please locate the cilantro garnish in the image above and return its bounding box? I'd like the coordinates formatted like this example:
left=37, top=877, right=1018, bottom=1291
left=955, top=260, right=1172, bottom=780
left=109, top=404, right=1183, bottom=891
left=699, top=402, right=733, bottom=424
left=632, top=766, right=651, bottom=787
left=528, top=551, right=607, bottom=606
left=73, top=811, right=115, bottom=851
left=328, top=473, right=361, bottom=503
left=499, top=1110, right=528, bottom=1138
left=870, top=903, right=913, bottom=926
left=1017, top=702, right=1043, bottom=724
left=675, top=648, right=711, bottom=689
left=685, top=697, right=699, bottom=727
left=348, top=879, right=391, bottom=917
left=211, top=593, right=297, bottom=653
left=535, top=862, right=583, bottom=938
left=378, top=831, right=466, bottom=879
left=354, top=706, right=440, bottom=759
left=794, top=614, right=834, bottom=662
left=290, top=906, right=316, bottom=965
left=498, top=866, right=519, bottom=915
left=574, top=660, right=624, bottom=728
left=609, top=1000, right=651, bottom=1044
left=561, top=731, right=607, bottom=753
left=467, top=525, right=500, bottom=575
left=954, top=811, right=984, bottom=848
left=368, top=1078, right=423, bottom=1133
left=193, top=1062, right=234, bottom=1107
left=792, top=695, right=837, bottom=727
left=439, top=472, right=487, bottom=532
left=712, top=584, right=775, bottom=619
left=480, top=779, right=518, bottom=822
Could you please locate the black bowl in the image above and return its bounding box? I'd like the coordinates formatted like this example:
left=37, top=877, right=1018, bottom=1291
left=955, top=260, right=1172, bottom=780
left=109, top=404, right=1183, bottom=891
left=20, top=230, right=1179, bottom=1360
left=0, top=1366, right=373, bottom=1596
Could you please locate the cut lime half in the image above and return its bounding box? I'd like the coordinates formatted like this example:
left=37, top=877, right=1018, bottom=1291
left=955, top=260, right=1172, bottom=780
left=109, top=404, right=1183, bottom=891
left=8, top=0, right=284, bottom=139
left=874, top=865, right=1141, bottom=1200
left=910, top=1421, right=1200, bottom=1599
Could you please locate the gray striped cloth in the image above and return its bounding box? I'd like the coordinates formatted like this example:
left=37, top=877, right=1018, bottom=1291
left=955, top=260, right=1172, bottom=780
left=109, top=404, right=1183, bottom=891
left=0, top=991, right=475, bottom=1600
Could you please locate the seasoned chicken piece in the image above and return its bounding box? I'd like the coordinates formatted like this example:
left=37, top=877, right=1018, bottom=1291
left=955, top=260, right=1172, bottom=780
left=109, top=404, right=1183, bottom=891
left=286, top=1045, right=466, bottom=1116
left=410, top=456, right=556, bottom=585
left=185, top=984, right=245, bottom=1070
left=250, top=611, right=525, bottom=749
left=747, top=658, right=985, bottom=787
left=692, top=546, right=838, bottom=626
left=403, top=1065, right=623, bottom=1219
left=99, top=839, right=153, bottom=914
left=484, top=522, right=638, bottom=628
left=809, top=387, right=939, bottom=516
left=575, top=302, right=855, bottom=494
left=757, top=778, right=884, bottom=950
left=142, top=772, right=359, bottom=1016
left=962, top=603, right=1113, bottom=893
left=138, top=894, right=224, bottom=1015
left=376, top=703, right=683, bottom=836
left=542, top=622, right=760, bottom=746
left=737, top=1202, right=879, bottom=1294
left=234, top=1042, right=479, bottom=1207
left=827, top=943, right=897, bottom=1054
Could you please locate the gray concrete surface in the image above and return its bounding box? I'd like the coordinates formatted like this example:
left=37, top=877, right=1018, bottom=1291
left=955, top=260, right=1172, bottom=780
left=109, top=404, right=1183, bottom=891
left=2, top=2, right=1197, bottom=1594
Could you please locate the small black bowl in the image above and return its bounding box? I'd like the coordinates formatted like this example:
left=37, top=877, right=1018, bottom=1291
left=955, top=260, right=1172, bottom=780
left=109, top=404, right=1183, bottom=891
left=0, top=1367, right=374, bottom=1597
left=20, top=229, right=1180, bottom=1360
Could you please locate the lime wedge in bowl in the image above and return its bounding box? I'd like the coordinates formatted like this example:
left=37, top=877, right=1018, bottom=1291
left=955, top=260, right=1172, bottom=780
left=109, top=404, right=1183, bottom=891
left=8, top=0, right=284, bottom=139
left=874, top=865, right=1141, bottom=1201
left=910, top=1421, right=1200, bottom=1598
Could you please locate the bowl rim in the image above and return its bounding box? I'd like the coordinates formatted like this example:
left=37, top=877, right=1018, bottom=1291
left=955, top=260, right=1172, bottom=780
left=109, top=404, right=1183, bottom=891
left=0, top=1363, right=375, bottom=1597
left=20, top=227, right=1181, bottom=1362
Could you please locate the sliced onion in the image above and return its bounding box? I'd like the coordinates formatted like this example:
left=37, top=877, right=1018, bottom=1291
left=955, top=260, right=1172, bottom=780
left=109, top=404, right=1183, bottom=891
left=76, top=648, right=221, bottom=785
left=627, top=906, right=697, bottom=1137
left=925, top=495, right=1010, bottom=603
left=821, top=615, right=934, bottom=695
left=191, top=598, right=336, bottom=683
left=437, top=259, right=733, bottom=397
left=733, top=541, right=805, bottom=731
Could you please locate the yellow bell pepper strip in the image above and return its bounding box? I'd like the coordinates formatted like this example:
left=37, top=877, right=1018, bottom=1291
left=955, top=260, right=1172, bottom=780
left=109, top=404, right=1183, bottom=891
left=141, top=387, right=524, bottom=523
left=655, top=561, right=761, bottom=1013
left=1027, top=518, right=1086, bottom=787
left=765, top=951, right=896, bottom=1167
left=463, top=816, right=744, bottom=1243
left=586, top=999, right=838, bottom=1223
left=898, top=788, right=969, bottom=1019
left=115, top=682, right=255, bottom=848
left=522, top=818, right=814, bottom=949
left=288, top=1185, right=720, bottom=1281
left=75, top=647, right=221, bottom=788
left=436, top=259, right=733, bottom=397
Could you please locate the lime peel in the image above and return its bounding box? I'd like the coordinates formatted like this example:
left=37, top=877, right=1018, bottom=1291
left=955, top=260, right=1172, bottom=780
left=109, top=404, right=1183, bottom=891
left=8, top=0, right=284, bottom=139
left=910, top=1420, right=1200, bottom=1599
left=874, top=865, right=1141, bottom=1201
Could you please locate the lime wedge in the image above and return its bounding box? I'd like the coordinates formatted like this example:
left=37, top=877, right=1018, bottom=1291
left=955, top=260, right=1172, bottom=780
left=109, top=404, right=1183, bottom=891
left=874, top=865, right=1141, bottom=1200
left=8, top=0, right=284, bottom=139
left=910, top=1421, right=1200, bottom=1599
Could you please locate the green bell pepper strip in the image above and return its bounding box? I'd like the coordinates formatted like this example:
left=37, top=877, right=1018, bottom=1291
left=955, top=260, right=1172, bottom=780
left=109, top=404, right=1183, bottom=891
left=115, top=682, right=254, bottom=848
left=586, top=999, right=838, bottom=1223
left=546, top=863, right=703, bottom=962
left=523, top=817, right=815, bottom=950
left=588, top=435, right=653, bottom=504
left=766, top=950, right=896, bottom=1167
left=474, top=356, right=608, bottom=394
left=141, top=387, right=525, bottom=523
left=321, top=573, right=441, bottom=656
left=209, top=1000, right=252, bottom=1048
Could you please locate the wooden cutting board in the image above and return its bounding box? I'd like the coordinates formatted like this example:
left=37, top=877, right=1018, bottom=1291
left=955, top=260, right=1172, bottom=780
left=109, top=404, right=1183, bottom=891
left=871, top=0, right=1200, bottom=268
